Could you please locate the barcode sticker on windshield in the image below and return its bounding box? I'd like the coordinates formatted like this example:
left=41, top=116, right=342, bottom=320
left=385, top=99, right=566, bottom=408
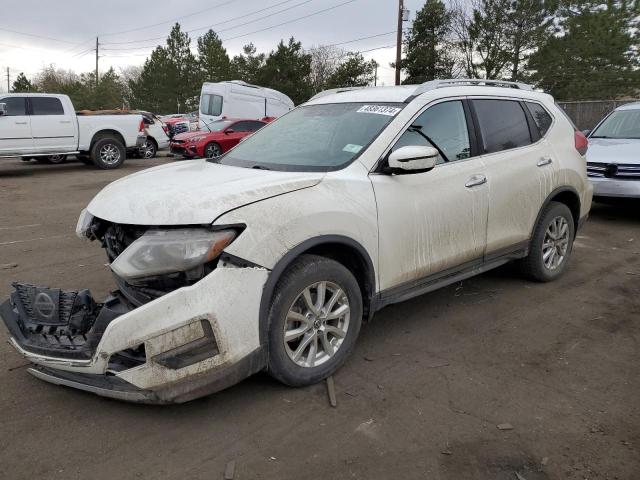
left=357, top=105, right=402, bottom=116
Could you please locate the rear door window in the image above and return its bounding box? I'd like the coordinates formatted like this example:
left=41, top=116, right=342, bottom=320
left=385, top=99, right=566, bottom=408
left=0, top=97, right=27, bottom=116
left=525, top=102, right=553, bottom=137
left=233, top=120, right=265, bottom=132
left=473, top=99, right=532, bottom=154
left=31, top=97, right=65, bottom=115
left=200, top=94, right=223, bottom=116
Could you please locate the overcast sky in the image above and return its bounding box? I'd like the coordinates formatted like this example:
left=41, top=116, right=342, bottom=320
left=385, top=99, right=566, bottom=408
left=0, top=0, right=430, bottom=93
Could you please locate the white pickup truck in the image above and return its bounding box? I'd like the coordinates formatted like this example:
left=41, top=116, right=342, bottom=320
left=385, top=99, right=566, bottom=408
left=0, top=93, right=145, bottom=169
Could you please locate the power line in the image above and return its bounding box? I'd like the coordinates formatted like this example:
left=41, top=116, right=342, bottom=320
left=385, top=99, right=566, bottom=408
left=220, top=0, right=357, bottom=42
left=0, top=26, right=83, bottom=45
left=101, top=0, right=310, bottom=46
left=102, top=0, right=316, bottom=50
left=99, top=0, right=238, bottom=37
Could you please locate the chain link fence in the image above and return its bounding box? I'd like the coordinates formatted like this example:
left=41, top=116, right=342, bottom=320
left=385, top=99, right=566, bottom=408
left=557, top=100, right=639, bottom=131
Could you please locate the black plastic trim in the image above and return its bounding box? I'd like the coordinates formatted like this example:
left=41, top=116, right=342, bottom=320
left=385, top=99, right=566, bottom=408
left=531, top=186, right=581, bottom=238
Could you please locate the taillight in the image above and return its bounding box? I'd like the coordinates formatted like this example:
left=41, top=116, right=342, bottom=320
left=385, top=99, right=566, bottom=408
left=139, top=119, right=145, bottom=133
left=162, top=125, right=168, bottom=134
left=574, top=130, right=588, bottom=156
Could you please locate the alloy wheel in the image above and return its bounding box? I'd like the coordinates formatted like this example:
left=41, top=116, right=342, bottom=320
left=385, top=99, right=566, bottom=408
left=283, top=281, right=350, bottom=368
left=99, top=144, right=121, bottom=165
left=205, top=144, right=221, bottom=159
left=542, top=216, right=570, bottom=270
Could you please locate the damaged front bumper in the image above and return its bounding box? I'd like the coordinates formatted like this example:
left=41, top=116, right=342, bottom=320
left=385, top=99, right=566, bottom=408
left=1, top=264, right=268, bottom=404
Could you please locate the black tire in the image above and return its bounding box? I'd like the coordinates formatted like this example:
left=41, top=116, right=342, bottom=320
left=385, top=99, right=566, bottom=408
left=139, top=138, right=157, bottom=159
left=45, top=154, right=67, bottom=164
left=204, top=142, right=222, bottom=159
left=76, top=154, right=92, bottom=165
left=520, top=201, right=575, bottom=282
left=267, top=254, right=363, bottom=387
left=90, top=137, right=126, bottom=169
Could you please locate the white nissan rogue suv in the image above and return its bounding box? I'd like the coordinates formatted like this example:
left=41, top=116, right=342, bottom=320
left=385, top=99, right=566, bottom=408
left=1, top=80, right=593, bottom=403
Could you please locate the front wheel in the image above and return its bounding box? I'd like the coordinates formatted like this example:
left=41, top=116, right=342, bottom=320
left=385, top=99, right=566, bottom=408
left=204, top=142, right=222, bottom=159
left=520, top=201, right=575, bottom=282
left=267, top=255, right=363, bottom=386
left=91, top=137, right=126, bottom=169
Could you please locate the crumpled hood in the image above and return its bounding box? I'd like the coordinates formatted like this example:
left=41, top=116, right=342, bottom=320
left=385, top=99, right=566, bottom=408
left=87, top=160, right=324, bottom=225
left=587, top=138, right=640, bottom=165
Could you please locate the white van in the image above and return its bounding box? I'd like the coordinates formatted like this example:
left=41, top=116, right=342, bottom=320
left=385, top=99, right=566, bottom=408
left=199, top=81, right=294, bottom=129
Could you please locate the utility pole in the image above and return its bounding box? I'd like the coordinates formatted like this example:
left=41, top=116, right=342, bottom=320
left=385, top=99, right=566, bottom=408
left=395, top=0, right=404, bottom=86
left=6, top=67, right=9, bottom=92
left=95, top=37, right=99, bottom=88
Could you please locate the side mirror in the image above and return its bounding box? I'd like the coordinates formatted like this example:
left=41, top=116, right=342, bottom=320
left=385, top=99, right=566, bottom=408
left=0, top=103, right=6, bottom=116
left=387, top=145, right=439, bottom=173
left=581, top=129, right=591, bottom=137
left=225, top=128, right=235, bottom=134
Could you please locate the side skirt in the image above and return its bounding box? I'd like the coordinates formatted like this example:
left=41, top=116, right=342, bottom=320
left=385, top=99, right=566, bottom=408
left=376, top=242, right=528, bottom=311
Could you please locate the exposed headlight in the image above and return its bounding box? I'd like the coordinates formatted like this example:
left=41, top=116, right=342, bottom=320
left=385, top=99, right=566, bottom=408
left=110, top=229, right=237, bottom=281
left=188, top=136, right=206, bottom=143
left=75, top=208, right=94, bottom=239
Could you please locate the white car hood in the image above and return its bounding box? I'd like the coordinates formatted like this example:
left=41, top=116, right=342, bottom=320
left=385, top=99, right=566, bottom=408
left=587, top=138, right=640, bottom=165
left=87, top=159, right=324, bottom=225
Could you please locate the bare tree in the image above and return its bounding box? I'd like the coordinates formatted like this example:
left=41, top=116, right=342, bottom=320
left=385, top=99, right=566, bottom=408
left=308, top=45, right=347, bottom=94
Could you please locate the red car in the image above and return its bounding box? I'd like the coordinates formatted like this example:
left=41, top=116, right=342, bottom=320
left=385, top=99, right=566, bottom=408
left=170, top=119, right=268, bottom=159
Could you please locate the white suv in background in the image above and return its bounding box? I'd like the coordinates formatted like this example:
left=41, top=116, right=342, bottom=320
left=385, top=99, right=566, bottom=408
left=0, top=80, right=593, bottom=404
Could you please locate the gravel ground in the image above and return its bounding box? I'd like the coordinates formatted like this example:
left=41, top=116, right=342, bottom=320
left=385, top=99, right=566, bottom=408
left=0, top=155, right=638, bottom=480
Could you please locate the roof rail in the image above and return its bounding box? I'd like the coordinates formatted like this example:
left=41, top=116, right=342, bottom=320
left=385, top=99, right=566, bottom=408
left=411, top=78, right=533, bottom=98
left=308, top=86, right=367, bottom=102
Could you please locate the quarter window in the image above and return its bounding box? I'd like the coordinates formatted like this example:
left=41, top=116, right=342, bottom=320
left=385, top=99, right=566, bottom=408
left=0, top=97, right=27, bottom=116
left=473, top=99, right=532, bottom=154
left=200, top=94, right=223, bottom=116
left=392, top=100, right=471, bottom=164
left=31, top=97, right=65, bottom=115
left=525, top=102, right=553, bottom=137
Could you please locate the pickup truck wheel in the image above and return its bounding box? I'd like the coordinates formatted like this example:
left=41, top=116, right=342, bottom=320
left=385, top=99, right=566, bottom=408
left=46, top=154, right=67, bottom=164
left=267, top=255, right=363, bottom=387
left=91, top=138, right=125, bottom=169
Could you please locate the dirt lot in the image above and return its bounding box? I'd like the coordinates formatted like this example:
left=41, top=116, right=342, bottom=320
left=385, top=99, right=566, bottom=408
left=0, top=156, right=638, bottom=480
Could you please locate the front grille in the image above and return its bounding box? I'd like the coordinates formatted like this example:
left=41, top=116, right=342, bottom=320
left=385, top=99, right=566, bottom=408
left=587, top=162, right=640, bottom=180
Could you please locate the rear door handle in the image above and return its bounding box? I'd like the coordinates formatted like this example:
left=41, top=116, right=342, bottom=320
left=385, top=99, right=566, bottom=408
left=15, top=121, right=28, bottom=125
left=465, top=174, right=487, bottom=188
left=60, top=120, right=72, bottom=124
left=537, top=156, right=553, bottom=167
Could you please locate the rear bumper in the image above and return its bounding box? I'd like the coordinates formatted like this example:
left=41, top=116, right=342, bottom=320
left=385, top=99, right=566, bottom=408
left=590, top=177, right=640, bottom=198
left=1, top=265, right=269, bottom=403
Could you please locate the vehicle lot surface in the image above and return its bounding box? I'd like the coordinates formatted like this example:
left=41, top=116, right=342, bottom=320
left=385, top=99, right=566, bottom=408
left=0, top=157, right=638, bottom=480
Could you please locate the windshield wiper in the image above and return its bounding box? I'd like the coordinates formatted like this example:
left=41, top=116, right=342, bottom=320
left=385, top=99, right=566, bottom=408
left=251, top=165, right=270, bottom=170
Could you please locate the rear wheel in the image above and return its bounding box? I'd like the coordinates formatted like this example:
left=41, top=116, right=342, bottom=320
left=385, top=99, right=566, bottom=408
left=267, top=255, right=363, bottom=386
left=204, top=142, right=222, bottom=159
left=91, top=137, right=126, bottom=169
left=139, top=139, right=157, bottom=159
left=520, top=201, right=575, bottom=282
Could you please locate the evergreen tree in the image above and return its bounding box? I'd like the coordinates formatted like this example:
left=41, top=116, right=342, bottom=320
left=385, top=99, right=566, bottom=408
left=257, top=38, right=312, bottom=104
left=229, top=44, right=266, bottom=83
left=505, top=0, right=552, bottom=81
left=402, top=0, right=456, bottom=83
left=129, top=47, right=177, bottom=112
left=197, top=29, right=231, bottom=83
left=454, top=0, right=512, bottom=79
left=165, top=23, right=200, bottom=111
left=528, top=1, right=639, bottom=100
left=326, top=53, right=377, bottom=88
left=11, top=73, right=35, bottom=92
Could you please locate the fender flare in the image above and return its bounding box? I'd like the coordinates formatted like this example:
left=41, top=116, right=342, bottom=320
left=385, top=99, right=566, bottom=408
left=530, top=186, right=581, bottom=240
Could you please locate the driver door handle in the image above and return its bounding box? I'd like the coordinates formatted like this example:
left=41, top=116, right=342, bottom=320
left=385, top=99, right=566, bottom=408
left=537, top=156, right=553, bottom=167
left=465, top=174, right=487, bottom=188
left=15, top=121, right=28, bottom=125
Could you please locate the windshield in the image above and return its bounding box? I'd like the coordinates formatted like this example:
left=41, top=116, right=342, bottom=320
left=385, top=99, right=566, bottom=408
left=218, top=102, right=403, bottom=171
left=204, top=120, right=233, bottom=132
left=591, top=109, right=640, bottom=139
